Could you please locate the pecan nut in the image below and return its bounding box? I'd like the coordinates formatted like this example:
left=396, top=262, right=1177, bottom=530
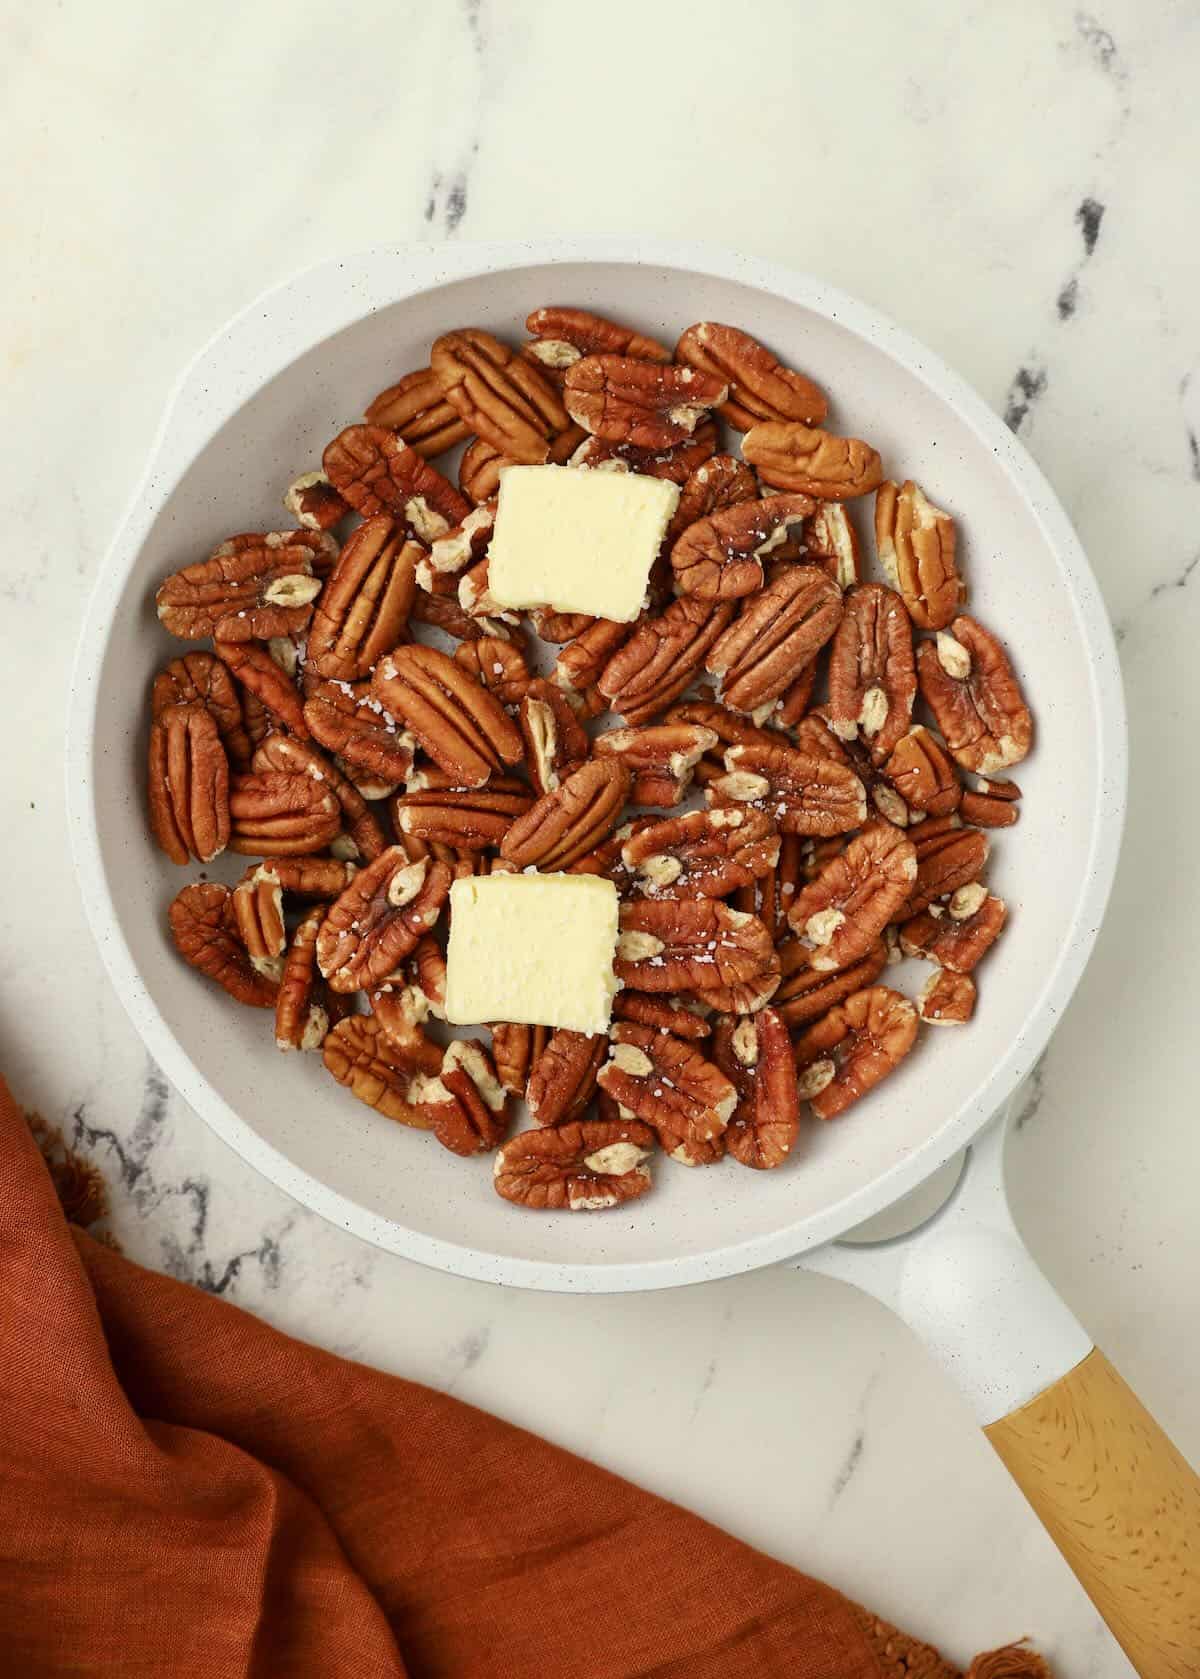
left=214, top=638, right=309, bottom=739
left=708, top=742, right=867, bottom=837
left=615, top=898, right=776, bottom=998
left=431, top=328, right=569, bottom=464
left=323, top=424, right=471, bottom=535
left=883, top=726, right=962, bottom=818
left=252, top=734, right=387, bottom=862
left=916, top=616, right=1033, bottom=775
left=663, top=697, right=777, bottom=786
left=826, top=583, right=917, bottom=763
left=804, top=503, right=863, bottom=590
left=675, top=322, right=827, bottom=431
left=152, top=651, right=254, bottom=769
left=518, top=678, right=590, bottom=795
left=410, top=586, right=515, bottom=643
left=917, top=969, right=976, bottom=1024
left=156, top=533, right=322, bottom=641
left=772, top=937, right=889, bottom=1029
left=793, top=985, right=919, bottom=1120
left=364, top=365, right=472, bottom=457
left=611, top=992, right=712, bottom=1040
left=368, top=982, right=445, bottom=1072
left=302, top=676, right=417, bottom=788
left=900, top=882, right=1007, bottom=972
left=454, top=635, right=531, bottom=708
left=598, top=595, right=734, bottom=725
left=501, top=759, right=631, bottom=871
left=147, top=702, right=230, bottom=865
left=592, top=722, right=718, bottom=808
left=419, top=501, right=497, bottom=589
left=372, top=644, right=523, bottom=787
left=555, top=616, right=637, bottom=707
left=490, top=1022, right=549, bottom=1097
left=317, top=849, right=452, bottom=993
left=666, top=454, right=759, bottom=546
left=713, top=1009, right=801, bottom=1170
left=742, top=422, right=883, bottom=500
left=786, top=822, right=918, bottom=971
left=493, top=1119, right=654, bottom=1211
left=284, top=472, right=351, bottom=532
left=525, top=306, right=671, bottom=370
left=392, top=776, right=533, bottom=852
left=570, top=419, right=719, bottom=484
left=597, top=1023, right=736, bottom=1162
left=322, top=1015, right=432, bottom=1127
left=875, top=479, right=962, bottom=630
left=705, top=564, right=843, bottom=715
left=231, top=863, right=287, bottom=979
left=731, top=830, right=806, bottom=940
left=227, top=771, right=341, bottom=857
left=959, top=777, right=1021, bottom=828
left=904, top=818, right=989, bottom=917
left=274, top=905, right=345, bottom=1052
left=168, top=882, right=278, bottom=1008
left=526, top=1030, right=608, bottom=1127
left=622, top=807, right=779, bottom=900
left=563, top=355, right=727, bottom=451
left=411, top=1039, right=511, bottom=1157
left=530, top=606, right=596, bottom=645
left=307, top=517, right=419, bottom=680
left=670, top=493, right=816, bottom=599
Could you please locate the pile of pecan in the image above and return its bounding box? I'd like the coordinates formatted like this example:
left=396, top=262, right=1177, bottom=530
left=150, top=307, right=1032, bottom=1214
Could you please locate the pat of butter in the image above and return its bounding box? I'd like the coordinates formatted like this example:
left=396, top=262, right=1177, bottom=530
left=486, top=464, right=680, bottom=623
left=444, top=872, right=619, bottom=1035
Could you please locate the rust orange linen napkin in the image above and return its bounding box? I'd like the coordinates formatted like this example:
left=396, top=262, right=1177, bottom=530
left=0, top=1076, right=1047, bottom=1678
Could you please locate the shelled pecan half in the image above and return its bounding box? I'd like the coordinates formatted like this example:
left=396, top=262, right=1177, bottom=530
left=431, top=328, right=569, bottom=464
left=364, top=366, right=472, bottom=457
left=526, top=1030, right=608, bottom=1127
left=317, top=849, right=452, bottom=993
left=592, top=722, right=718, bottom=807
left=564, top=354, right=727, bottom=451
left=875, top=479, right=962, bottom=630
left=501, top=759, right=631, bottom=871
left=793, top=985, right=919, bottom=1120
left=712, top=1008, right=800, bottom=1169
left=615, top=899, right=776, bottom=998
left=826, top=583, right=916, bottom=763
left=707, top=742, right=867, bottom=837
left=227, top=771, right=341, bottom=857
left=786, top=822, right=917, bottom=971
left=597, top=1023, right=736, bottom=1162
left=168, top=882, right=278, bottom=1008
left=147, top=702, right=229, bottom=865
left=621, top=807, right=779, bottom=899
left=670, top=494, right=816, bottom=599
left=306, top=516, right=419, bottom=681
left=916, top=616, right=1033, bottom=775
left=493, top=1119, right=654, bottom=1211
left=372, top=644, right=523, bottom=787
left=676, top=322, right=827, bottom=431
left=705, top=564, right=843, bottom=715
left=302, top=676, right=417, bottom=787
left=742, top=422, right=883, bottom=500
left=323, top=424, right=471, bottom=534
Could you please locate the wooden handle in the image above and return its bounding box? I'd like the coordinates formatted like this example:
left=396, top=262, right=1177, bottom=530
left=985, top=1348, right=1200, bottom=1678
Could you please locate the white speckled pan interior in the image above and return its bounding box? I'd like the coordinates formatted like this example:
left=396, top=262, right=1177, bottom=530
left=68, top=242, right=1126, bottom=1291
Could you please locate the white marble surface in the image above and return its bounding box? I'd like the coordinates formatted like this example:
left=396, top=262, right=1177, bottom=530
left=4, top=2, right=1199, bottom=1673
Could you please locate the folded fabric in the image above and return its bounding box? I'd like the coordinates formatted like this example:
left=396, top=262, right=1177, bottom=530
left=0, top=1075, right=1048, bottom=1678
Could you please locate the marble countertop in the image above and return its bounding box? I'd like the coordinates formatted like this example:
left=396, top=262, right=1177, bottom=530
left=6, top=3, right=1199, bottom=1673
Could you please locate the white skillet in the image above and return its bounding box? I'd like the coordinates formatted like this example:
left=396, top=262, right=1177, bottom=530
left=67, top=244, right=1198, bottom=1676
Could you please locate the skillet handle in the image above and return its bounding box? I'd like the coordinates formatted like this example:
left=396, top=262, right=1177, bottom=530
left=797, top=1110, right=1200, bottom=1677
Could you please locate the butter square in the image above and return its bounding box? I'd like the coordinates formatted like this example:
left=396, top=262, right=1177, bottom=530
left=486, top=464, right=680, bottom=623
left=444, top=872, right=620, bottom=1035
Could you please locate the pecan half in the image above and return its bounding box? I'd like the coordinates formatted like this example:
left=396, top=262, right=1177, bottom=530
left=592, top=722, right=717, bottom=808
left=275, top=906, right=335, bottom=1051
left=283, top=471, right=351, bottom=532
left=215, top=638, right=309, bottom=739
left=302, top=675, right=416, bottom=789
left=663, top=698, right=777, bottom=786
left=556, top=616, right=637, bottom=707
left=453, top=635, right=531, bottom=708
left=794, top=986, right=919, bottom=1119
left=742, top=422, right=884, bottom=501
left=900, top=883, right=1007, bottom=972
left=322, top=1015, right=432, bottom=1127
left=152, top=651, right=254, bottom=769
left=227, top=771, right=340, bottom=857
left=148, top=702, right=229, bottom=865
left=493, top=1119, right=654, bottom=1211
left=883, top=726, right=961, bottom=818
left=252, top=733, right=387, bottom=862
left=611, top=992, right=712, bottom=1039
left=676, top=322, right=827, bottom=431
left=773, top=937, right=888, bottom=1029
left=708, top=742, right=867, bottom=837
left=526, top=1030, right=608, bottom=1127
left=622, top=807, right=779, bottom=899
left=826, top=583, right=916, bottom=764
left=323, top=424, right=471, bottom=536
left=168, top=881, right=278, bottom=1008
left=530, top=606, right=596, bottom=645
left=875, top=479, right=962, bottom=630
left=372, top=644, right=523, bottom=787
left=410, top=1039, right=511, bottom=1157
left=917, top=969, right=976, bottom=1025
left=457, top=423, right=584, bottom=503
left=518, top=678, right=590, bottom=795
left=666, top=454, right=759, bottom=546
left=501, top=759, right=630, bottom=871
left=804, top=503, right=863, bottom=590
left=156, top=533, right=322, bottom=641
left=598, top=595, right=734, bottom=725
left=786, top=822, right=918, bottom=971
left=570, top=420, right=719, bottom=483
left=431, top=329, right=569, bottom=464
left=713, top=1009, right=801, bottom=1169
left=306, top=517, right=418, bottom=681
left=705, top=564, right=843, bottom=715
left=916, top=617, right=1033, bottom=775
left=904, top=819, right=988, bottom=918
left=959, top=776, right=1021, bottom=828
left=230, top=863, right=287, bottom=980
left=410, top=587, right=515, bottom=643
left=368, top=982, right=445, bottom=1071
left=670, top=493, right=815, bottom=600
left=732, top=830, right=805, bottom=940
left=525, top=306, right=671, bottom=368
left=490, top=1022, right=549, bottom=1097
left=615, top=898, right=776, bottom=998
left=419, top=501, right=496, bottom=590
left=364, top=366, right=472, bottom=456
left=563, top=355, right=727, bottom=450
left=598, top=1023, right=736, bottom=1161
left=392, top=776, right=533, bottom=851
left=317, top=849, right=452, bottom=993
